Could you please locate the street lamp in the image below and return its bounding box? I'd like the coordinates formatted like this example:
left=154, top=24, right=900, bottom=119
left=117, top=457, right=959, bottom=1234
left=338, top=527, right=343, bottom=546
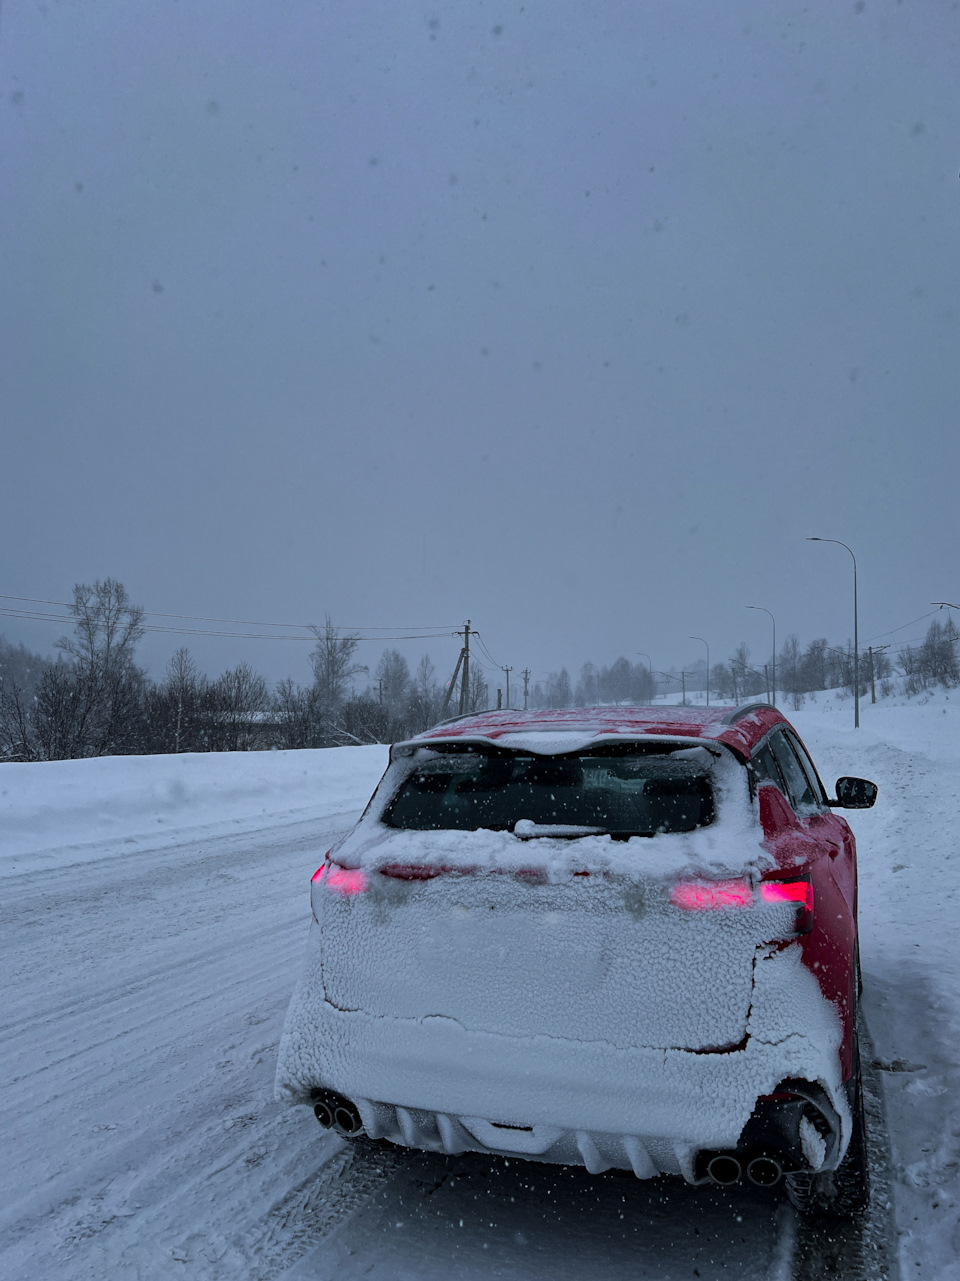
left=746, top=606, right=776, bottom=707
left=689, top=637, right=709, bottom=706
left=808, top=537, right=859, bottom=728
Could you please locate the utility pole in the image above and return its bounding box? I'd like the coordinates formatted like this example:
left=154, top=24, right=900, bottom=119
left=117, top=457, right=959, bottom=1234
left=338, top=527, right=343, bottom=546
left=458, top=620, right=471, bottom=715
left=497, top=688, right=502, bottom=710
left=521, top=668, right=530, bottom=709
left=501, top=665, right=512, bottom=710
left=441, top=620, right=473, bottom=718
left=868, top=644, right=889, bottom=704
left=681, top=671, right=687, bottom=706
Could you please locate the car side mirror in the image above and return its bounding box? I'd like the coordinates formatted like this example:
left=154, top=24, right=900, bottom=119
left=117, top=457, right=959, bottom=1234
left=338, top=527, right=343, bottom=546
left=833, top=776, right=878, bottom=809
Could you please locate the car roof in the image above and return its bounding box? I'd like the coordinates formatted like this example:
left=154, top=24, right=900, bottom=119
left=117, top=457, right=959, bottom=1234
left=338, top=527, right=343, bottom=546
left=401, top=703, right=786, bottom=760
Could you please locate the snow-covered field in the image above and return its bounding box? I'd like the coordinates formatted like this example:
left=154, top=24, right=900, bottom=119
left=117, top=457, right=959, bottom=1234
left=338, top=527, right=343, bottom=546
left=1, top=695, right=957, bottom=1279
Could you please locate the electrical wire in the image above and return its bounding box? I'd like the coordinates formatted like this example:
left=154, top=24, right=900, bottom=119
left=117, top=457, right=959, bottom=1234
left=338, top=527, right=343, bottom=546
left=0, top=606, right=456, bottom=644
left=472, top=631, right=503, bottom=670
left=866, top=609, right=940, bottom=642
left=0, top=594, right=457, bottom=634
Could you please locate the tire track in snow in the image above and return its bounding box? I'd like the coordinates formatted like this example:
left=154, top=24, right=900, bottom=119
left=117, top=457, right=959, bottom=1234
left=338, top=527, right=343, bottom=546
left=0, top=813, right=358, bottom=1280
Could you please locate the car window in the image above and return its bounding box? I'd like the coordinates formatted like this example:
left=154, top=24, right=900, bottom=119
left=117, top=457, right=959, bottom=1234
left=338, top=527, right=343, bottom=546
left=783, top=731, right=827, bottom=806
left=383, top=748, right=715, bottom=835
left=748, top=742, right=786, bottom=796
left=769, top=732, right=819, bottom=812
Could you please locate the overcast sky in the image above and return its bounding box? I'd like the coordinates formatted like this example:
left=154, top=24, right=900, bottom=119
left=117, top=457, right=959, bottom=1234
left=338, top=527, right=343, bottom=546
left=1, top=0, right=958, bottom=692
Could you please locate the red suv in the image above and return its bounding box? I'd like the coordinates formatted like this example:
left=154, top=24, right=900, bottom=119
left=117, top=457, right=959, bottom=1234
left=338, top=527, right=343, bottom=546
left=277, top=703, right=877, bottom=1216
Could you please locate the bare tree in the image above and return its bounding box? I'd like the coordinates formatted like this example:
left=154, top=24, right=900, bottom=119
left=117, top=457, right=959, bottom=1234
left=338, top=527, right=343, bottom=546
left=778, top=634, right=805, bottom=710
left=309, top=617, right=367, bottom=726
left=406, top=654, right=441, bottom=732
left=30, top=662, right=102, bottom=760
left=272, top=678, right=325, bottom=749
left=207, top=662, right=268, bottom=751
left=375, top=649, right=411, bottom=716
left=710, top=661, right=733, bottom=700
left=468, top=665, right=489, bottom=713
left=142, top=648, right=209, bottom=753
left=801, top=639, right=829, bottom=693
left=0, top=678, right=36, bottom=760
left=899, top=617, right=960, bottom=694
left=56, top=579, right=145, bottom=676
left=574, top=662, right=599, bottom=707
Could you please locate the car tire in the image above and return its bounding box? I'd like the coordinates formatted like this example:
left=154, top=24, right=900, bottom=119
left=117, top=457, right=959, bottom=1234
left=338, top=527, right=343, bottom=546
left=785, top=1035, right=870, bottom=1218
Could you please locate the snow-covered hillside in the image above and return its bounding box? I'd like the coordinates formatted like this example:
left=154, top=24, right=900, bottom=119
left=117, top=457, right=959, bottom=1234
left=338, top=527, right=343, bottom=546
left=2, top=698, right=957, bottom=1279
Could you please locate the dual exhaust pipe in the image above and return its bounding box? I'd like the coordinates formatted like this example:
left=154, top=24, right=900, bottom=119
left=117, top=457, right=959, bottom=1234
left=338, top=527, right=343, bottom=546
left=705, top=1151, right=784, bottom=1188
left=312, top=1090, right=364, bottom=1137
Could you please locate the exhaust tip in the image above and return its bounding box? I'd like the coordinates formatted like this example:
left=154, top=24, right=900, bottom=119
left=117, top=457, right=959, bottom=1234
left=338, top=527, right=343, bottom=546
left=313, top=1099, right=336, bottom=1129
left=706, top=1153, right=743, bottom=1185
left=746, top=1155, right=783, bottom=1187
left=311, top=1090, right=365, bottom=1137
left=333, top=1104, right=364, bottom=1136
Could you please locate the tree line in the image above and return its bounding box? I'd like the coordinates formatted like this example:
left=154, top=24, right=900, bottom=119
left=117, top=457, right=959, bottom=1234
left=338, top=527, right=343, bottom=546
left=531, top=619, right=957, bottom=711
left=1, top=579, right=957, bottom=762
left=0, top=581, right=487, bottom=762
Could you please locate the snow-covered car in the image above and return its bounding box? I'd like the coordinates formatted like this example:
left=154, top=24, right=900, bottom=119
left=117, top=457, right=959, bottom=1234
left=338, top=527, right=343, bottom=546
left=276, top=703, right=878, bottom=1215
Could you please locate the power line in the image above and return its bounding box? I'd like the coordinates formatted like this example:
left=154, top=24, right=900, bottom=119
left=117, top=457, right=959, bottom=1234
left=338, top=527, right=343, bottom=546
left=865, top=609, right=940, bottom=642
left=472, top=631, right=502, bottom=670
left=0, top=606, right=456, bottom=644
left=0, top=594, right=457, bottom=634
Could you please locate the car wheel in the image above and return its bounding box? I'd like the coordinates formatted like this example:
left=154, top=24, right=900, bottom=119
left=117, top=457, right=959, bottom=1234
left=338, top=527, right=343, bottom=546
left=785, top=1036, right=870, bottom=1218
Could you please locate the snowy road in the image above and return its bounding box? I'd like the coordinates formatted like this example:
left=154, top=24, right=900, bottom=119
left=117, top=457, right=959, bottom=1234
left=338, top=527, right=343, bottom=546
left=5, top=699, right=957, bottom=1278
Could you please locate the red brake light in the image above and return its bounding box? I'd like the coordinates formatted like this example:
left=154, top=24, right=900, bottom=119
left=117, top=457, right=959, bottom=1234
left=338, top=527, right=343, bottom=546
left=324, top=866, right=367, bottom=896
left=672, top=876, right=814, bottom=934
left=671, top=878, right=752, bottom=910
left=760, top=880, right=812, bottom=908
left=760, top=877, right=814, bottom=933
left=311, top=853, right=367, bottom=895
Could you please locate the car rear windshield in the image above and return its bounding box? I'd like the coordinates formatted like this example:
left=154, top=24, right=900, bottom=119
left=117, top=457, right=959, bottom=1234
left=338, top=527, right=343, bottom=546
left=382, top=745, right=715, bottom=835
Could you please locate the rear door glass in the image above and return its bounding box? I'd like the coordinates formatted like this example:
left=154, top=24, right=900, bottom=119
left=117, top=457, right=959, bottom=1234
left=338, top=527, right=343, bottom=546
left=784, top=730, right=828, bottom=806
left=769, top=731, right=819, bottom=812
left=748, top=742, right=786, bottom=795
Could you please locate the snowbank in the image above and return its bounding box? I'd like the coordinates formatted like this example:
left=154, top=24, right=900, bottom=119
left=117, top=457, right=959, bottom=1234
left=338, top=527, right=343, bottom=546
left=0, top=746, right=389, bottom=878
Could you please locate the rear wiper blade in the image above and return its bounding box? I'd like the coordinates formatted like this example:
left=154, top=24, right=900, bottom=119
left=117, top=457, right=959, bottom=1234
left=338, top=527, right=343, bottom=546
left=513, top=820, right=607, bottom=839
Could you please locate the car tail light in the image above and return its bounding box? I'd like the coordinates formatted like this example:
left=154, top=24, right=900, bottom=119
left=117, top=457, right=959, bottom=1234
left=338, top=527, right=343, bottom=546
left=672, top=875, right=813, bottom=935
left=311, top=855, right=367, bottom=896
left=760, top=877, right=814, bottom=933
left=671, top=878, right=753, bottom=910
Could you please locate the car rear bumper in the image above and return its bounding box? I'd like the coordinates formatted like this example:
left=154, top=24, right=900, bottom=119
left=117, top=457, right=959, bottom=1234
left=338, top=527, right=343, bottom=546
left=275, top=946, right=850, bottom=1181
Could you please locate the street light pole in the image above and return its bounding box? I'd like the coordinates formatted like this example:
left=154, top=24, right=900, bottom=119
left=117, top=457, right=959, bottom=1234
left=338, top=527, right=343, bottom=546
left=808, top=537, right=859, bottom=729
left=689, top=637, right=709, bottom=706
left=746, top=606, right=776, bottom=708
